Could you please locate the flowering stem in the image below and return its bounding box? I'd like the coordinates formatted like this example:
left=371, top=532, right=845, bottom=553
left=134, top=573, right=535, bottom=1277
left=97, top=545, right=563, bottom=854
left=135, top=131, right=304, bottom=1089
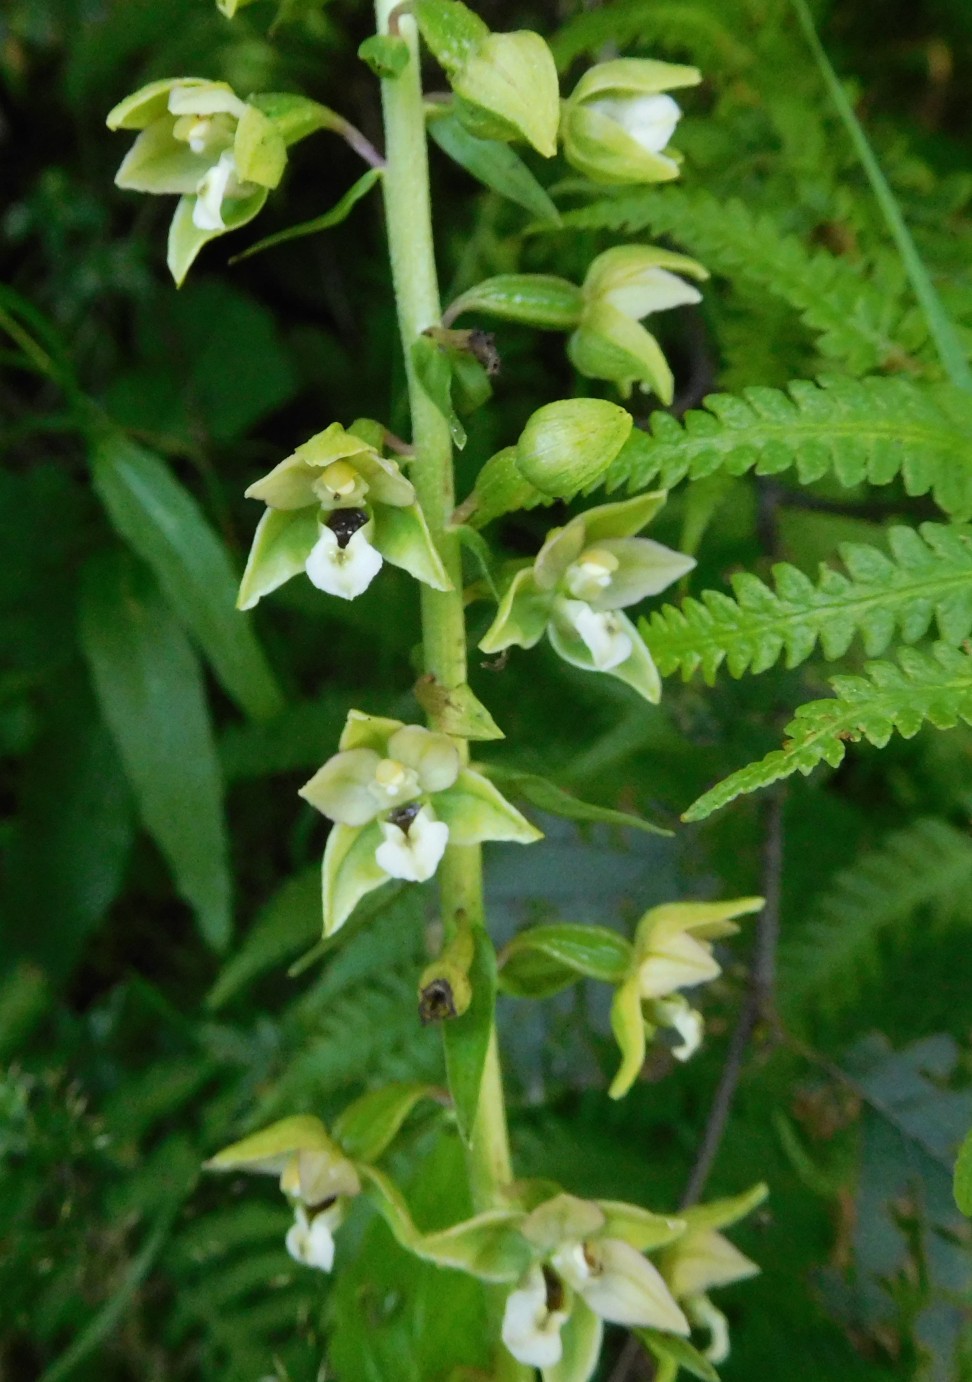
left=373, top=2, right=520, bottom=1346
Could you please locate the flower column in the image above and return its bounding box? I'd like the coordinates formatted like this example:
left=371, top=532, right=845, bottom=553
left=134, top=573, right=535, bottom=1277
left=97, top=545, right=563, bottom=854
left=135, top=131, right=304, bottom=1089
left=373, top=0, right=517, bottom=1272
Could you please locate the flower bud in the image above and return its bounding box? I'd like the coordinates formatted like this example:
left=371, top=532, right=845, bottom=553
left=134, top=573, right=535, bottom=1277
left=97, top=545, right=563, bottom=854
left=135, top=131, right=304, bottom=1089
left=562, top=57, right=701, bottom=185
left=515, top=398, right=633, bottom=497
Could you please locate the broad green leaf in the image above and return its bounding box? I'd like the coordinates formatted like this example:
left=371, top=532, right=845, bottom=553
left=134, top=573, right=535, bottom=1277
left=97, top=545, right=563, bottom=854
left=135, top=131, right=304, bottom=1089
left=333, top=1083, right=441, bottom=1164
left=231, top=168, right=382, bottom=263
left=429, top=111, right=561, bottom=224
left=500, top=923, right=633, bottom=998
left=79, top=553, right=232, bottom=951
left=443, top=925, right=497, bottom=1144
left=92, top=431, right=284, bottom=720
left=484, top=765, right=671, bottom=835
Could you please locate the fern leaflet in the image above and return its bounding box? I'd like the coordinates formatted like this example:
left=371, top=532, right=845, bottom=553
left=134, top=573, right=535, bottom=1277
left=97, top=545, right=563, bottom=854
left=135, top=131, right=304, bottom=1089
left=538, top=188, right=925, bottom=372
left=780, top=818, right=972, bottom=1025
left=643, top=522, right=972, bottom=682
left=606, top=374, right=972, bottom=519
left=683, top=643, right=972, bottom=820
left=550, top=0, right=751, bottom=73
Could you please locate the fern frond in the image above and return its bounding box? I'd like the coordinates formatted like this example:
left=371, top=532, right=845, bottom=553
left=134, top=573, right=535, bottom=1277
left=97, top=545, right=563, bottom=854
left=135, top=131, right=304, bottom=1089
left=606, top=375, right=972, bottom=519
left=781, top=818, right=972, bottom=1025
left=551, top=0, right=751, bottom=73
left=683, top=643, right=972, bottom=821
left=643, top=523, right=972, bottom=683
left=543, top=188, right=923, bottom=372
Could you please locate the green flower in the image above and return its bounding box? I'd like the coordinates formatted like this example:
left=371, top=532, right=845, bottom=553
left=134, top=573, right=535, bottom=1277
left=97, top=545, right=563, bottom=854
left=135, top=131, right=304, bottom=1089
left=479, top=493, right=695, bottom=702
left=657, top=1184, right=767, bottom=1364
left=237, top=422, right=451, bottom=608
left=561, top=58, right=701, bottom=186
left=609, top=898, right=764, bottom=1099
left=107, top=78, right=288, bottom=283
left=502, top=1192, right=689, bottom=1377
left=299, top=711, right=542, bottom=934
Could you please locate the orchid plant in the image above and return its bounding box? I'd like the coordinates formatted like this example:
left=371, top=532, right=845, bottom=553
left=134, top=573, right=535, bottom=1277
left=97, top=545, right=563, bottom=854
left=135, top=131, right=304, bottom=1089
left=107, top=3, right=765, bottom=1377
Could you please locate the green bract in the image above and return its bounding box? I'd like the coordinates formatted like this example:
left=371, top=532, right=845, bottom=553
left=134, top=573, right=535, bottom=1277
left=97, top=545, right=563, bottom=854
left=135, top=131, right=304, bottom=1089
left=299, top=710, right=542, bottom=935
left=415, top=0, right=560, bottom=157
left=479, top=493, right=696, bottom=703
left=609, top=898, right=764, bottom=1099
left=237, top=421, right=451, bottom=607
left=571, top=246, right=709, bottom=403
left=561, top=58, right=701, bottom=186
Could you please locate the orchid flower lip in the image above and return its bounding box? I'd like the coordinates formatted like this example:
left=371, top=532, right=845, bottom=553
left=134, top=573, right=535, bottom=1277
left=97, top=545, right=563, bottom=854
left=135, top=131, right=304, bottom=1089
left=374, top=803, right=450, bottom=882
left=304, top=524, right=383, bottom=600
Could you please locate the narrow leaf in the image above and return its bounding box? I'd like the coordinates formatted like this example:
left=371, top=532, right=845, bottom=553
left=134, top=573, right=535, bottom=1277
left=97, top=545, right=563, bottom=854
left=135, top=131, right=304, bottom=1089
left=636, top=1329, right=720, bottom=1382
left=80, top=553, right=232, bottom=950
left=92, top=431, right=283, bottom=719
left=955, top=1127, right=972, bottom=1216
left=483, top=766, right=671, bottom=835
left=231, top=168, right=382, bottom=262
left=429, top=111, right=561, bottom=225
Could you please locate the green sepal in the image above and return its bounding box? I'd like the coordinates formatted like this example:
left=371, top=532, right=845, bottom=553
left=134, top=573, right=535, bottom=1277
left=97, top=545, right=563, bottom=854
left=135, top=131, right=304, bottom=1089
left=233, top=104, right=287, bottom=188
left=548, top=609, right=663, bottom=703
left=412, top=335, right=466, bottom=447
left=598, top=1202, right=686, bottom=1252
left=677, top=1183, right=769, bottom=1234
left=232, top=169, right=383, bottom=264
left=167, top=187, right=268, bottom=286
left=414, top=0, right=489, bottom=73
left=339, top=709, right=404, bottom=753
left=248, top=92, right=343, bottom=147
left=544, top=1300, right=604, bottom=1382
left=521, top=1193, right=605, bottom=1252
left=635, top=1329, right=720, bottom=1382
left=609, top=973, right=648, bottom=1099
left=561, top=103, right=682, bottom=187
left=443, top=927, right=497, bottom=1144
left=582, top=491, right=669, bottom=541
left=435, top=768, right=544, bottom=846
left=453, top=32, right=560, bottom=158
left=361, top=1165, right=530, bottom=1282
left=583, top=244, right=708, bottom=311
left=633, top=898, right=765, bottom=955
left=428, top=111, right=561, bottom=225
left=359, top=33, right=410, bottom=79
left=106, top=77, right=219, bottom=131
left=413, top=676, right=505, bottom=741
left=516, top=397, right=633, bottom=496
left=446, top=274, right=583, bottom=331
left=349, top=417, right=387, bottom=451
left=237, top=505, right=318, bottom=610
left=456, top=446, right=548, bottom=529
left=114, top=118, right=210, bottom=194
left=332, top=1082, right=440, bottom=1164
left=499, top=923, right=633, bottom=998
left=371, top=501, right=453, bottom=590
left=569, top=302, right=674, bottom=403
left=321, top=819, right=389, bottom=937
left=482, top=765, right=671, bottom=836
left=571, top=59, right=702, bottom=105
left=479, top=567, right=552, bottom=654
left=204, top=1114, right=348, bottom=1182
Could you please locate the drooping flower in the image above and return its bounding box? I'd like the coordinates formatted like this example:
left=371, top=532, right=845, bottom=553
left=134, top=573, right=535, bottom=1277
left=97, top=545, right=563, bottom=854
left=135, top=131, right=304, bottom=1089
left=107, top=78, right=288, bottom=283
left=237, top=422, right=451, bottom=608
left=300, top=711, right=542, bottom=934
left=479, top=493, right=695, bottom=703
left=609, top=898, right=764, bottom=1098
left=501, top=1192, right=689, bottom=1377
left=657, top=1184, right=767, bottom=1364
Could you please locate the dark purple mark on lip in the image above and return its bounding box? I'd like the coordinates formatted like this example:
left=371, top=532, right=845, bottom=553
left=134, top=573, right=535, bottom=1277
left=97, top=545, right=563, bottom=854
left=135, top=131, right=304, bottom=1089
left=327, top=507, right=369, bottom=549
left=387, top=802, right=421, bottom=834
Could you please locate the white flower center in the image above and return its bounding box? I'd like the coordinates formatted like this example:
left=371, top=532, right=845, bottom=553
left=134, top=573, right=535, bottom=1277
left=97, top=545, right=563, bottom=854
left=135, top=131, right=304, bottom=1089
left=193, top=150, right=243, bottom=232
left=564, top=547, right=619, bottom=602
left=373, top=757, right=420, bottom=801
left=589, top=92, right=682, bottom=156
left=304, top=524, right=383, bottom=600
left=501, top=1266, right=569, bottom=1369
left=313, top=460, right=369, bottom=506
left=562, top=600, right=633, bottom=670
left=374, top=804, right=450, bottom=883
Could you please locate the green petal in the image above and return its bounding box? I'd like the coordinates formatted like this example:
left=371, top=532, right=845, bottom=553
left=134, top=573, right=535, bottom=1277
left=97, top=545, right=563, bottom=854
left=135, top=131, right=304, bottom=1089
left=338, top=709, right=402, bottom=754
left=608, top=974, right=647, bottom=1099
left=233, top=104, right=287, bottom=188
left=597, top=1202, right=686, bottom=1252
left=585, top=537, right=696, bottom=611
left=535, top=519, right=587, bottom=590
left=299, top=748, right=384, bottom=825
left=243, top=453, right=320, bottom=509
left=106, top=77, right=222, bottom=130
left=204, top=1113, right=334, bottom=1174
left=387, top=725, right=461, bottom=793
left=354, top=451, right=415, bottom=507
left=322, top=820, right=389, bottom=936
left=479, top=567, right=552, bottom=653
left=605, top=615, right=663, bottom=702
left=166, top=187, right=268, bottom=286
left=370, top=503, right=452, bottom=590
left=571, top=58, right=702, bottom=104
left=583, top=244, right=708, bottom=307
left=237, top=506, right=318, bottom=610
left=434, top=768, right=543, bottom=846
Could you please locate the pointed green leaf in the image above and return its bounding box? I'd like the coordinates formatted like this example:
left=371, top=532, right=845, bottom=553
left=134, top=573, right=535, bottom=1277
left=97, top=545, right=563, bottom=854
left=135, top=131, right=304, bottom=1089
left=500, top=923, right=633, bottom=998
left=333, top=1083, right=441, bottom=1164
left=429, top=112, right=561, bottom=225
left=635, top=1329, right=720, bottom=1382
left=231, top=168, right=382, bottom=263
left=955, top=1128, right=972, bottom=1215
left=412, top=335, right=466, bottom=447
left=413, top=677, right=505, bottom=741
left=91, top=432, right=284, bottom=719
left=237, top=506, right=319, bottom=610
left=79, top=553, right=231, bottom=950
left=483, top=766, right=671, bottom=835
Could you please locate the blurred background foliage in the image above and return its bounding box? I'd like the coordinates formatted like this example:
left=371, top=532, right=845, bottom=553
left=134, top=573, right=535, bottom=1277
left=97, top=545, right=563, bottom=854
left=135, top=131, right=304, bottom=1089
left=3, top=0, right=972, bottom=1378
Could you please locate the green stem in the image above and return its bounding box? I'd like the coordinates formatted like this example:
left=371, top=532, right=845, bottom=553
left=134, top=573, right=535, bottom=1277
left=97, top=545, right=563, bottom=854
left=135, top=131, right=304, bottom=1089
left=374, top=0, right=516, bottom=1225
